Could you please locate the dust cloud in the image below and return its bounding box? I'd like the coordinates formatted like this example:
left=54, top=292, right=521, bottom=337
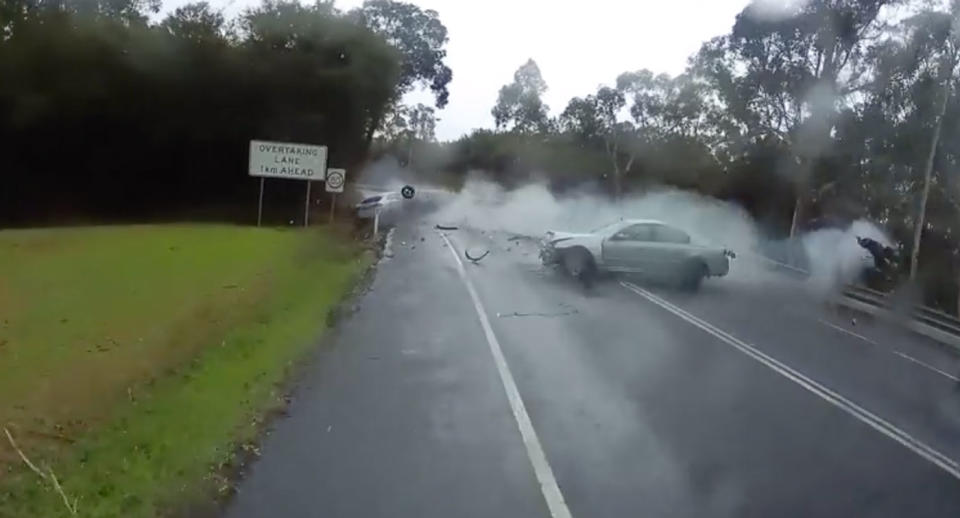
left=800, top=220, right=892, bottom=294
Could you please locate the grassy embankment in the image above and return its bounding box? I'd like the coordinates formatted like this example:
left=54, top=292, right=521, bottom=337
left=0, top=224, right=371, bottom=517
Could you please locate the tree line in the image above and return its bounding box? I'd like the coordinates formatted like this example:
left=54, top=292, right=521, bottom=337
left=380, top=0, right=960, bottom=313
left=0, top=0, right=451, bottom=224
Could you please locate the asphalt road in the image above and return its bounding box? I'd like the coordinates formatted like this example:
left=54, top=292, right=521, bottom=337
left=224, top=210, right=960, bottom=518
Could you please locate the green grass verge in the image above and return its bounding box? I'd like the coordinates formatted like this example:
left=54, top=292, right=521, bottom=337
left=0, top=224, right=371, bottom=517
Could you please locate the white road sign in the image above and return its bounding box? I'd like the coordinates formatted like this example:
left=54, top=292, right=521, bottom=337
left=249, top=140, right=326, bottom=181
left=325, top=168, right=346, bottom=193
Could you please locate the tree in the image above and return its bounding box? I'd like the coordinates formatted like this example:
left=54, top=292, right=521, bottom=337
left=492, top=59, right=552, bottom=133
left=0, top=0, right=404, bottom=225
left=558, top=95, right=602, bottom=141
left=161, top=2, right=225, bottom=43
left=902, top=6, right=960, bottom=280
left=706, top=0, right=897, bottom=238
left=860, top=3, right=960, bottom=280
left=559, top=85, right=637, bottom=197
left=350, top=0, right=451, bottom=107
left=617, top=70, right=671, bottom=135
left=349, top=0, right=452, bottom=144
left=378, top=102, right=437, bottom=165
left=408, top=102, right=437, bottom=142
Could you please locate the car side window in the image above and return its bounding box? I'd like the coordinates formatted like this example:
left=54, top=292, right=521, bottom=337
left=654, top=225, right=691, bottom=244
left=611, top=224, right=656, bottom=242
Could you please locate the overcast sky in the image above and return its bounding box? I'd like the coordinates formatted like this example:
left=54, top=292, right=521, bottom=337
left=163, top=0, right=752, bottom=141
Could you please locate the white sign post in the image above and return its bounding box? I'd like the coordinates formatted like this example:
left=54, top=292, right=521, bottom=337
left=248, top=140, right=327, bottom=227
left=325, top=168, right=346, bottom=224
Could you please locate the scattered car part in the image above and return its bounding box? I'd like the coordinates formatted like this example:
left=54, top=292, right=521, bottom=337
left=435, top=224, right=459, bottom=231
left=401, top=185, right=416, bottom=199
left=497, top=309, right=579, bottom=318
left=465, top=249, right=490, bottom=263
left=356, top=192, right=403, bottom=219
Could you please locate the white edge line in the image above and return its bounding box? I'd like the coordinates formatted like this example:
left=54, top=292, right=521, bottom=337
left=620, top=281, right=960, bottom=480
left=892, top=351, right=960, bottom=383
left=438, top=231, right=573, bottom=518
left=381, top=227, right=396, bottom=261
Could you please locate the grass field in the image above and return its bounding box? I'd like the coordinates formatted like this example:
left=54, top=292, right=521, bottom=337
left=0, top=224, right=371, bottom=517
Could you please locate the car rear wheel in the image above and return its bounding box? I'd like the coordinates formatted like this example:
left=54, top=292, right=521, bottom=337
left=680, top=261, right=707, bottom=292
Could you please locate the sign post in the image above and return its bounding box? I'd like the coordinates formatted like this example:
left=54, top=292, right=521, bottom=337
left=257, top=177, right=265, bottom=227
left=325, top=168, right=346, bottom=225
left=304, top=181, right=312, bottom=227
left=248, top=140, right=327, bottom=226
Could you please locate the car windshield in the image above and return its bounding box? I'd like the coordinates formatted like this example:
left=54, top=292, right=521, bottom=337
left=590, top=220, right=624, bottom=233
left=7, top=1, right=958, bottom=517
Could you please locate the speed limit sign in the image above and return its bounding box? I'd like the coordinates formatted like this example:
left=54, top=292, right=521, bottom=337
left=325, top=168, right=345, bottom=193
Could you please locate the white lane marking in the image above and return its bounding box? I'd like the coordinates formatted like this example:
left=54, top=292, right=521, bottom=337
left=438, top=231, right=573, bottom=518
left=815, top=319, right=960, bottom=383
left=381, top=227, right=396, bottom=260
left=816, top=318, right=878, bottom=345
left=620, top=281, right=960, bottom=480
left=892, top=351, right=960, bottom=383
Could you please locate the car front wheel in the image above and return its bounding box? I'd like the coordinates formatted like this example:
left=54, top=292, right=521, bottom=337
left=561, top=248, right=597, bottom=288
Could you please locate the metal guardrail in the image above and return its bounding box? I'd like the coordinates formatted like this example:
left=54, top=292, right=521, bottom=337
left=750, top=251, right=960, bottom=344
left=843, top=285, right=960, bottom=338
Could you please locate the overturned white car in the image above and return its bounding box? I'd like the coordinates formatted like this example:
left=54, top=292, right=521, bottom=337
left=540, top=219, right=734, bottom=290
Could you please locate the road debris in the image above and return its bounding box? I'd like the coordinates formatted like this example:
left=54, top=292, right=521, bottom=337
left=465, top=249, right=490, bottom=263
left=435, top=224, right=459, bottom=231
left=497, top=308, right=579, bottom=318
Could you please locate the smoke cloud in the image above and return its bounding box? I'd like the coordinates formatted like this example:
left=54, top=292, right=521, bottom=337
left=431, top=174, right=893, bottom=294
left=800, top=220, right=892, bottom=294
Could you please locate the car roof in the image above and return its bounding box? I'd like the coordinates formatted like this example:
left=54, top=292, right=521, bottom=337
left=620, top=218, right=668, bottom=226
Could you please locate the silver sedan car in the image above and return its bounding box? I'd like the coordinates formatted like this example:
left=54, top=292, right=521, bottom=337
left=540, top=219, right=734, bottom=289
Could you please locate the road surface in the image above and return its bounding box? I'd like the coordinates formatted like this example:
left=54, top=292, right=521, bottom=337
left=224, top=209, right=960, bottom=518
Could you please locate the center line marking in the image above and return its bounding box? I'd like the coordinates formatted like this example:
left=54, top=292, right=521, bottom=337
left=816, top=318, right=878, bottom=345
left=438, top=231, right=573, bottom=518
left=814, top=318, right=960, bottom=383
left=620, top=281, right=960, bottom=480
left=892, top=351, right=960, bottom=383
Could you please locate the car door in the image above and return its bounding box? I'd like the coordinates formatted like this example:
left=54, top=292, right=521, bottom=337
left=601, top=223, right=658, bottom=272
left=643, top=224, right=693, bottom=276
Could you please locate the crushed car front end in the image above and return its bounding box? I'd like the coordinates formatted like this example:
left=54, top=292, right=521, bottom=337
left=539, top=231, right=564, bottom=265
left=539, top=231, right=584, bottom=265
